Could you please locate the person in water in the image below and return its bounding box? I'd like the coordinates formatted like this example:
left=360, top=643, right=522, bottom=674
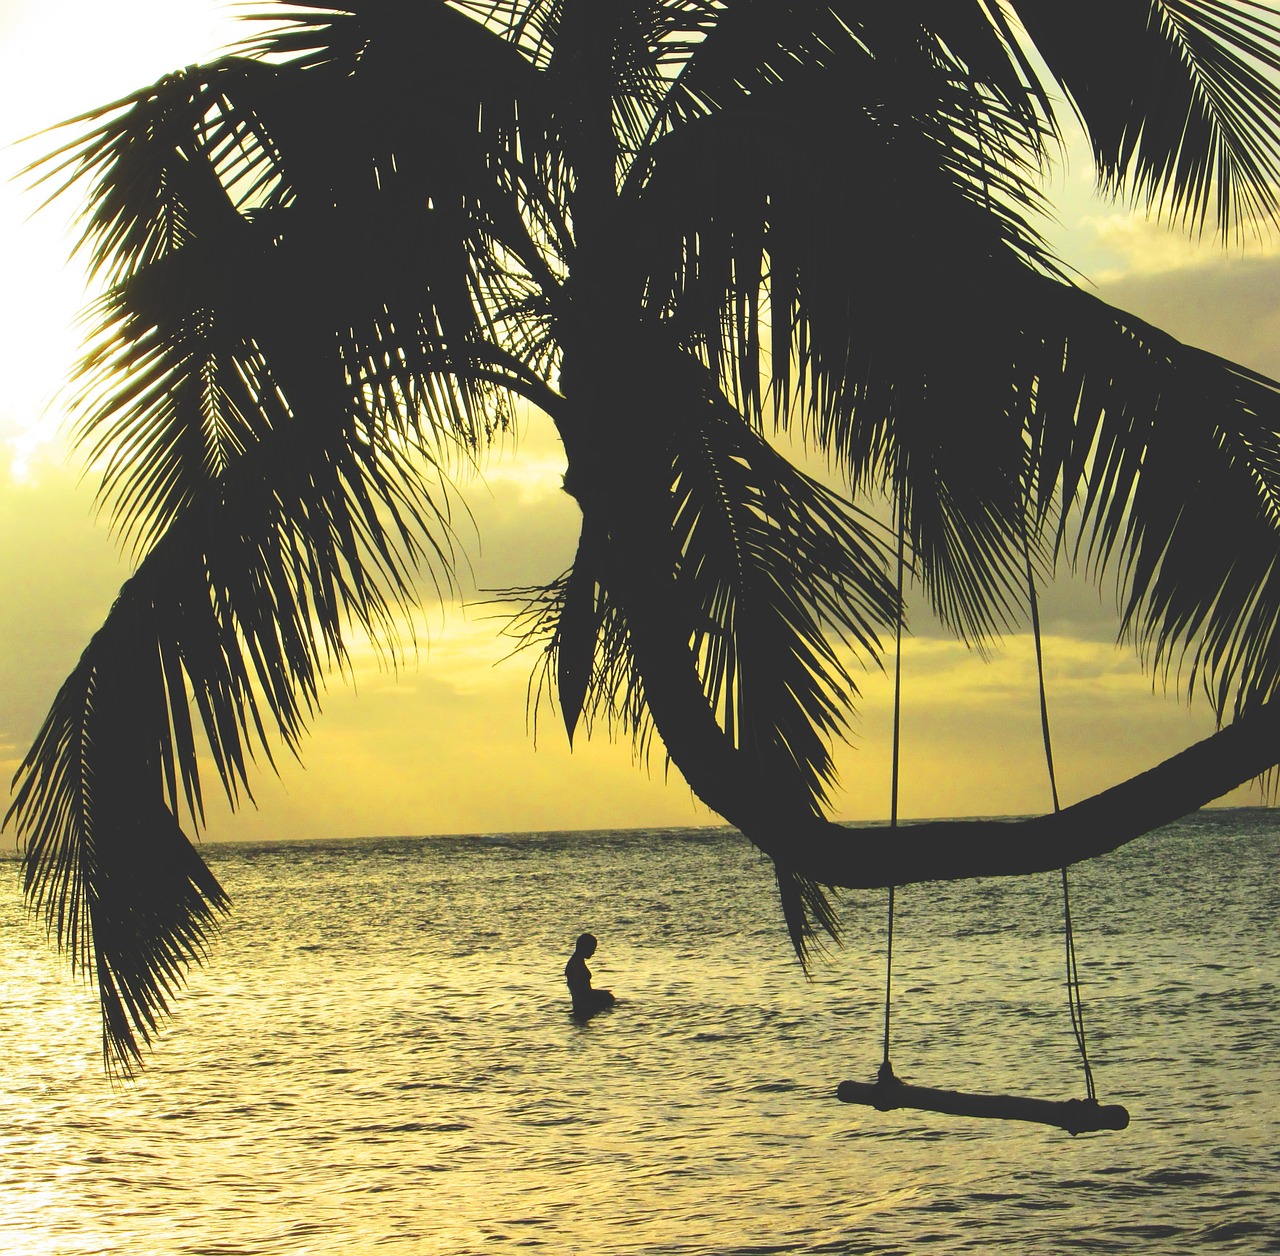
left=565, top=932, right=616, bottom=1019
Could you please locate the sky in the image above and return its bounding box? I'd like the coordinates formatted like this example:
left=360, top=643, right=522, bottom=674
left=1, top=2, right=1277, bottom=847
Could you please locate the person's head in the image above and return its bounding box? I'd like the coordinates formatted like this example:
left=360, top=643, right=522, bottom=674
left=575, top=932, right=598, bottom=958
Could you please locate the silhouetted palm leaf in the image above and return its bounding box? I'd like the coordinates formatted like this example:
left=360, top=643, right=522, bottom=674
left=1010, top=0, right=1280, bottom=235
left=11, top=17, right=559, bottom=1069
left=1022, top=282, right=1280, bottom=718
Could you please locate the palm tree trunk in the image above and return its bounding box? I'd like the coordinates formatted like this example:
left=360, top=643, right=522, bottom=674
left=556, top=293, right=1280, bottom=895
left=581, top=412, right=1280, bottom=889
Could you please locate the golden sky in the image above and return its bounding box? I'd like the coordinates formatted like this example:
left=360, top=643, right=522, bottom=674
left=0, top=2, right=1275, bottom=846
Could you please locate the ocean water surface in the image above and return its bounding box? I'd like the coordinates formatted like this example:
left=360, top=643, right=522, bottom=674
left=1, top=809, right=1278, bottom=1254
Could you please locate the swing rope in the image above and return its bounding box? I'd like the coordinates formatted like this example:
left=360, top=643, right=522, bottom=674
left=881, top=502, right=907, bottom=1084
left=838, top=515, right=1130, bottom=1133
left=1024, top=537, right=1097, bottom=1102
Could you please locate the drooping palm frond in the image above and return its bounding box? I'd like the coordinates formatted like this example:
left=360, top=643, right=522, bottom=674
left=1016, top=279, right=1280, bottom=721
left=7, top=374, right=458, bottom=1073
left=511, top=342, right=898, bottom=797
left=1008, top=0, right=1280, bottom=236
left=773, top=863, right=844, bottom=971
left=667, top=396, right=898, bottom=808
left=502, top=532, right=654, bottom=757
left=35, top=9, right=573, bottom=603
left=40, top=64, right=501, bottom=527
left=668, top=395, right=900, bottom=963
left=9, top=10, right=572, bottom=1069
left=628, top=26, right=1057, bottom=647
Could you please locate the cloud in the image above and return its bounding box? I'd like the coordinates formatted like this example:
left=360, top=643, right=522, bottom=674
left=1077, top=211, right=1276, bottom=284
left=1097, top=255, right=1280, bottom=379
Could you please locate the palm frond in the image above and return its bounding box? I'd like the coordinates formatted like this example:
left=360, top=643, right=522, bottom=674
left=7, top=344, right=461, bottom=1073
left=668, top=0, right=1049, bottom=155
left=14, top=622, right=231, bottom=1077
left=7, top=16, right=576, bottom=1069
left=669, top=395, right=898, bottom=809
left=517, top=392, right=899, bottom=808
left=29, top=39, right=565, bottom=542
left=1025, top=281, right=1280, bottom=719
left=775, top=864, right=841, bottom=972
left=1008, top=0, right=1280, bottom=237
left=611, top=0, right=1104, bottom=653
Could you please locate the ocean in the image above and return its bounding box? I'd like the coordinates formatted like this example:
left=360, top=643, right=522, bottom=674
left=1, top=810, right=1277, bottom=1254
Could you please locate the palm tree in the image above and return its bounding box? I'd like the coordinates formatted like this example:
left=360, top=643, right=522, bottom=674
left=11, top=0, right=1280, bottom=1074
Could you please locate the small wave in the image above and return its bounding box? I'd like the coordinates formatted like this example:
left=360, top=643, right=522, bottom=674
left=1143, top=1167, right=1217, bottom=1188
left=349, top=1120, right=470, bottom=1135
left=1194, top=1218, right=1277, bottom=1243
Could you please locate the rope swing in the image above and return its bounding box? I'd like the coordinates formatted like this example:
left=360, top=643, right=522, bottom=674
left=837, top=513, right=1129, bottom=1134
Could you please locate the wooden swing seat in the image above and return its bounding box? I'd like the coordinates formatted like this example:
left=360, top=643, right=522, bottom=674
left=837, top=1078, right=1130, bottom=1135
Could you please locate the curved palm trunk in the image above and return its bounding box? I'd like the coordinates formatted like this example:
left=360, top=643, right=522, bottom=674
left=622, top=537, right=1279, bottom=889
left=559, top=338, right=1280, bottom=892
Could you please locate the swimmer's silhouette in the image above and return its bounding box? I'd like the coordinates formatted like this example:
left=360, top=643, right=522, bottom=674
left=565, top=932, right=616, bottom=1020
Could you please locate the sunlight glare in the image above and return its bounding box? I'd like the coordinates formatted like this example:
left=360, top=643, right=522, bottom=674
left=0, top=2, right=270, bottom=479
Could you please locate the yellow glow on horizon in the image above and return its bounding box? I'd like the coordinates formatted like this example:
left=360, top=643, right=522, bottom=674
left=829, top=628, right=1259, bottom=824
